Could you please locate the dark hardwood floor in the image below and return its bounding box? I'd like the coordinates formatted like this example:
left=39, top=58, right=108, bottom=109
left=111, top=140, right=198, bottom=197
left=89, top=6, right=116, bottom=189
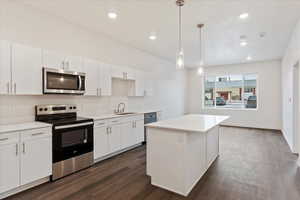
left=6, top=127, right=300, bottom=200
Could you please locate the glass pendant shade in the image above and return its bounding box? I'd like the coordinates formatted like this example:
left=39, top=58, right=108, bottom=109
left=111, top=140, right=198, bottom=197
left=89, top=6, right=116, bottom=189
left=176, top=49, right=184, bottom=69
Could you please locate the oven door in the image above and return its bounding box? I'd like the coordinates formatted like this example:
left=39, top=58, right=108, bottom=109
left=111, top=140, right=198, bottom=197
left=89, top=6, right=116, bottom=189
left=43, top=68, right=86, bottom=95
left=53, top=122, right=93, bottom=163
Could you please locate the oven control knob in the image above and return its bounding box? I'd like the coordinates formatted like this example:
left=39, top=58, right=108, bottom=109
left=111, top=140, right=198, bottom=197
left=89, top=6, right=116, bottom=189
left=73, top=106, right=76, bottom=109
left=44, top=108, right=48, bottom=111
left=39, top=108, right=43, bottom=112
left=69, top=107, right=73, bottom=110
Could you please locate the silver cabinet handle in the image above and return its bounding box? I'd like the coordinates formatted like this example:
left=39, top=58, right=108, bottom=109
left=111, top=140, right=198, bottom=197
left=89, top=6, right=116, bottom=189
left=109, top=127, right=112, bottom=134
left=132, top=122, right=134, bottom=128
left=0, top=138, right=8, bottom=141
left=16, top=144, right=18, bottom=156
left=61, top=61, right=65, bottom=69
left=32, top=132, right=45, bottom=137
left=22, top=143, right=25, bottom=154
left=99, top=88, right=102, bottom=96
left=14, top=83, right=16, bottom=94
left=106, top=127, right=109, bottom=134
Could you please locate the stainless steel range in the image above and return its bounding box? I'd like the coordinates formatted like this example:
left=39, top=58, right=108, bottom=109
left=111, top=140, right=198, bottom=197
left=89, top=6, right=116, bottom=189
left=35, top=104, right=94, bottom=181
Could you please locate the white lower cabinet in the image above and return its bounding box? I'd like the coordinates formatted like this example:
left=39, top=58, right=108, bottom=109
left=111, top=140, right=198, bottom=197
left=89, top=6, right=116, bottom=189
left=0, top=133, right=19, bottom=194
left=20, top=131, right=52, bottom=185
left=135, top=120, right=145, bottom=144
left=121, top=122, right=136, bottom=149
left=0, top=127, right=52, bottom=194
left=108, top=123, right=122, bottom=154
left=94, top=124, right=109, bottom=159
left=94, top=115, right=144, bottom=161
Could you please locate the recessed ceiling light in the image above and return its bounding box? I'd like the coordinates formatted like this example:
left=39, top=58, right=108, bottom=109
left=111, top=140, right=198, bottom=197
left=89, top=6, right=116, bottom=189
left=246, top=55, right=252, bottom=61
left=239, top=13, right=249, bottom=19
left=108, top=12, right=117, bottom=19
left=149, top=33, right=157, bottom=40
left=240, top=41, right=248, bottom=47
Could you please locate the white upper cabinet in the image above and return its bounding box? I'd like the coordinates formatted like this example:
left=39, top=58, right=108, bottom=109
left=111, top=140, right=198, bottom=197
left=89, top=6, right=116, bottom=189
left=65, top=56, right=83, bottom=72
left=42, top=50, right=66, bottom=70
left=99, top=63, right=112, bottom=96
left=0, top=40, right=11, bottom=95
left=83, top=59, right=111, bottom=96
left=111, top=65, right=135, bottom=80
left=11, top=43, right=43, bottom=95
left=134, top=70, right=145, bottom=97
left=83, top=58, right=100, bottom=96
left=43, top=50, right=83, bottom=72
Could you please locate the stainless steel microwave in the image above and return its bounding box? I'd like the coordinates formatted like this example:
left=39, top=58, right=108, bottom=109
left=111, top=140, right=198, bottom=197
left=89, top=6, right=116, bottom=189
left=43, top=68, right=86, bottom=95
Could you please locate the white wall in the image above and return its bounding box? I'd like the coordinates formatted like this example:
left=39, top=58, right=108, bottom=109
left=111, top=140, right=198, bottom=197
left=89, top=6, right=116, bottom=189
left=281, top=19, right=300, bottom=153
left=186, top=60, right=282, bottom=130
left=0, top=1, right=186, bottom=125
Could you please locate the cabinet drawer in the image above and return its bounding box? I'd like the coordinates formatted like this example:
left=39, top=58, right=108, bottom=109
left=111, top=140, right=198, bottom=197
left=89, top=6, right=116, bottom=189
left=108, top=118, right=123, bottom=125
left=94, top=119, right=107, bottom=127
left=21, top=128, right=51, bottom=141
left=126, top=115, right=144, bottom=122
left=0, top=132, right=19, bottom=145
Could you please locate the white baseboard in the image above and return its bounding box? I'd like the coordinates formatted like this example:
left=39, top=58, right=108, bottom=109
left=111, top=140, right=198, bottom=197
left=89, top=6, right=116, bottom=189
left=0, top=177, right=49, bottom=199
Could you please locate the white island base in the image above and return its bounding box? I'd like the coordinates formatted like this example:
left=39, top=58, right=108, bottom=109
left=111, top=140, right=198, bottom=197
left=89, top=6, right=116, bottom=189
left=146, top=114, right=229, bottom=196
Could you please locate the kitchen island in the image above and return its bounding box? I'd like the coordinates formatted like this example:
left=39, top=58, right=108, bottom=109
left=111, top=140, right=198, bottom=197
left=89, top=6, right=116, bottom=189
left=146, top=114, right=229, bottom=196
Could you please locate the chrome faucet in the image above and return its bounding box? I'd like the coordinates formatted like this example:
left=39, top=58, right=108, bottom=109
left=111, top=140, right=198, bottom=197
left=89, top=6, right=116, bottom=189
left=115, top=103, right=125, bottom=114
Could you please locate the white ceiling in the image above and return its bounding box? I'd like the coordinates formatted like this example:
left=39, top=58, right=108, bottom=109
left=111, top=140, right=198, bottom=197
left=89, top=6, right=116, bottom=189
left=20, top=0, right=300, bottom=68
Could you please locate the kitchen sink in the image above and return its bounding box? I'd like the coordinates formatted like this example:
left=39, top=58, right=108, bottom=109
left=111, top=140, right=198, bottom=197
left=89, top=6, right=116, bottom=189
left=115, top=112, right=137, bottom=115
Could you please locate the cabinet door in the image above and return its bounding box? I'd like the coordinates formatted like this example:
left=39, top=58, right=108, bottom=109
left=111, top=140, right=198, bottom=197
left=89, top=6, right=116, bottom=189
left=120, top=122, right=135, bottom=149
left=135, top=120, right=145, bottom=144
left=42, top=50, right=65, bottom=70
left=94, top=126, right=110, bottom=159
left=65, top=56, right=83, bottom=72
left=83, top=58, right=100, bottom=96
left=206, top=126, right=219, bottom=167
left=99, top=63, right=112, bottom=96
left=111, top=65, right=124, bottom=79
left=11, top=43, right=43, bottom=95
left=144, top=79, right=154, bottom=96
left=20, top=136, right=52, bottom=185
left=0, top=141, right=19, bottom=193
left=135, top=70, right=145, bottom=96
left=109, top=124, right=121, bottom=153
left=0, top=40, right=11, bottom=95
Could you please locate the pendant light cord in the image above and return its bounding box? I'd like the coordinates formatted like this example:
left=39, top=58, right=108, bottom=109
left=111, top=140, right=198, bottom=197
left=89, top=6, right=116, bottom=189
left=179, top=6, right=182, bottom=51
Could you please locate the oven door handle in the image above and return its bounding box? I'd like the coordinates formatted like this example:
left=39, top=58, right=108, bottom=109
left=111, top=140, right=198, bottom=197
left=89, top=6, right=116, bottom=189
left=78, top=75, right=82, bottom=90
left=55, top=122, right=93, bottom=130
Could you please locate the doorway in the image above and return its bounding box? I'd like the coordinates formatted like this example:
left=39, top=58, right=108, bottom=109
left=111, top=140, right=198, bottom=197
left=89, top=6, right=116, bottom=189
left=292, top=61, right=300, bottom=158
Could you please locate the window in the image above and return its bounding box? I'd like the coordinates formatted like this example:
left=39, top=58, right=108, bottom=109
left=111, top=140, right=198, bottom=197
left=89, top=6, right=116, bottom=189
left=204, top=74, right=257, bottom=109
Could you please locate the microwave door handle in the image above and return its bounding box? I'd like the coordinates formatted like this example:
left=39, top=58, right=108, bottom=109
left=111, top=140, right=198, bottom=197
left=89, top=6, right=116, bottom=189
left=78, top=75, right=82, bottom=90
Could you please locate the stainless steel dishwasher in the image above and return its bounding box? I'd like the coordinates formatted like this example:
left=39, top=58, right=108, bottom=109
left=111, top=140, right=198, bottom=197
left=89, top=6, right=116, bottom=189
left=144, top=112, right=157, bottom=143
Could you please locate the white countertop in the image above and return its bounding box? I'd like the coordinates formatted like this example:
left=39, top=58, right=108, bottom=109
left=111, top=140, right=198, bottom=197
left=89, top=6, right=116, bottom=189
left=145, top=114, right=229, bottom=133
left=0, top=122, right=52, bottom=134
left=85, top=110, right=161, bottom=121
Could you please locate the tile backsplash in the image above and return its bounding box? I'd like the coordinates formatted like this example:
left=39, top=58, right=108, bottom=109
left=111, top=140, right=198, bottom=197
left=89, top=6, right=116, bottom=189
left=0, top=95, right=146, bottom=125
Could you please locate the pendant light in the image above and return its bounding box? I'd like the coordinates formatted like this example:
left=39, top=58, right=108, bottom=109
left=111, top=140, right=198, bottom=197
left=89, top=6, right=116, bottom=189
left=176, top=0, right=185, bottom=69
left=197, top=24, right=205, bottom=75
